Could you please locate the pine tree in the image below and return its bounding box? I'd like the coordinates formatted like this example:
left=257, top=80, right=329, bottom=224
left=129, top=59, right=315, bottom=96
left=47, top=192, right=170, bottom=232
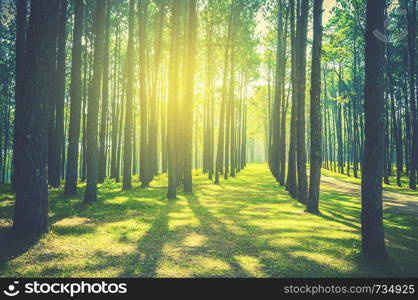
left=13, top=0, right=60, bottom=238
left=167, top=0, right=181, bottom=198
left=98, top=0, right=112, bottom=183
left=122, top=0, right=136, bottom=191
left=183, top=0, right=198, bottom=192
left=361, top=0, right=386, bottom=258
left=84, top=0, right=107, bottom=202
left=65, top=0, right=85, bottom=196
left=307, top=0, right=324, bottom=213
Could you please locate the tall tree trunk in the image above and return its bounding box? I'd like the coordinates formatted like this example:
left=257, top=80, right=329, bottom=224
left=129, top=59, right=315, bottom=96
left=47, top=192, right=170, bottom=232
left=352, top=39, right=360, bottom=178
left=278, top=8, right=289, bottom=186
left=183, top=0, right=198, bottom=192
left=132, top=111, right=137, bottom=175
left=206, top=22, right=215, bottom=180
left=174, top=0, right=188, bottom=185
left=116, top=72, right=126, bottom=183
left=12, top=0, right=27, bottom=190
left=404, top=64, right=411, bottom=176
left=228, top=14, right=237, bottom=178
left=161, top=94, right=167, bottom=173
left=13, top=0, right=59, bottom=238
left=139, top=0, right=151, bottom=187
left=122, top=0, right=136, bottom=191
left=383, top=90, right=390, bottom=185
left=406, top=0, right=417, bottom=190
left=1, top=96, right=11, bottom=183
left=149, top=0, right=166, bottom=178
left=84, top=0, right=107, bottom=202
left=241, top=91, right=247, bottom=169
left=49, top=0, right=68, bottom=188
left=81, top=32, right=92, bottom=181
left=336, top=101, right=343, bottom=174
left=270, top=1, right=284, bottom=182
left=295, top=0, right=309, bottom=204
left=65, top=0, right=85, bottom=196
left=98, top=0, right=112, bottom=183
left=307, top=0, right=323, bottom=213
left=224, top=70, right=232, bottom=179
left=286, top=0, right=298, bottom=199
left=323, top=70, right=329, bottom=170
left=361, top=0, right=386, bottom=258
left=111, top=24, right=120, bottom=179
left=215, top=0, right=235, bottom=184
left=167, top=0, right=181, bottom=198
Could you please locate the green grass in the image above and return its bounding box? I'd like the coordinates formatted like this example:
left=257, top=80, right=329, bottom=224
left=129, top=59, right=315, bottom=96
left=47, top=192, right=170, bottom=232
left=322, top=168, right=418, bottom=197
left=0, top=164, right=417, bottom=278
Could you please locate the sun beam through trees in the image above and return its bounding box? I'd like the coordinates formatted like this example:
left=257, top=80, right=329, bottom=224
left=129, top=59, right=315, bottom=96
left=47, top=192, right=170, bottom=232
left=0, top=0, right=417, bottom=278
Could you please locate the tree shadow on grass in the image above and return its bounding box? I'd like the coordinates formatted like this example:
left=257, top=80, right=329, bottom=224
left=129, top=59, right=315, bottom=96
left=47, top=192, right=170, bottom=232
left=184, top=193, right=358, bottom=278
left=316, top=188, right=418, bottom=276
left=120, top=200, right=172, bottom=277
left=0, top=228, right=38, bottom=273
left=185, top=194, right=253, bottom=277
left=1, top=165, right=418, bottom=278
left=187, top=171, right=418, bottom=277
left=0, top=182, right=172, bottom=277
left=0, top=186, right=41, bottom=273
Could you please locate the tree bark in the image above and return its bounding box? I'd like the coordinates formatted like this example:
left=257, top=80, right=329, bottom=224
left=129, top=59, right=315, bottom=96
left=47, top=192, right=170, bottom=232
left=406, top=0, right=417, bottom=190
left=285, top=0, right=298, bottom=199
left=270, top=1, right=284, bottom=182
left=307, top=0, right=323, bottom=213
left=49, top=0, right=68, bottom=188
left=65, top=0, right=85, bottom=196
left=122, top=0, right=136, bottom=191
left=110, top=24, right=120, bottom=179
left=167, top=0, right=181, bottom=198
left=149, top=0, right=166, bottom=178
left=13, top=0, right=59, bottom=238
left=98, top=0, right=112, bottom=183
left=183, top=0, right=198, bottom=192
left=84, top=0, right=107, bottom=202
left=12, top=0, right=27, bottom=190
left=139, top=0, right=151, bottom=187
left=215, top=0, right=235, bottom=184
left=361, top=0, right=386, bottom=258
left=278, top=8, right=289, bottom=186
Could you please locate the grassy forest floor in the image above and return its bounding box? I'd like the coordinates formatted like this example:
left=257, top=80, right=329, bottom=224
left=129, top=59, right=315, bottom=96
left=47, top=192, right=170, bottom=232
left=0, top=164, right=417, bottom=278
left=321, top=168, right=418, bottom=197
